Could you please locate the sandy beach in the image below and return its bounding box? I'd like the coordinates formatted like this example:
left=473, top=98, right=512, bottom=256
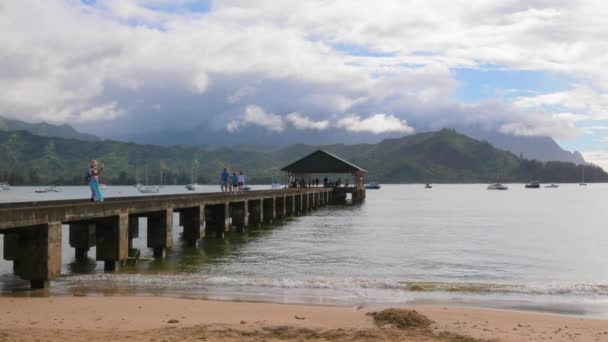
left=0, top=297, right=606, bottom=341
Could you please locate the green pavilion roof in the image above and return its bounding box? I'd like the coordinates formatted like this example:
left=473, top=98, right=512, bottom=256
left=281, top=150, right=367, bottom=174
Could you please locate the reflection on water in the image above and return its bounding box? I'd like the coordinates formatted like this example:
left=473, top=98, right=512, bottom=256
left=1, top=184, right=608, bottom=317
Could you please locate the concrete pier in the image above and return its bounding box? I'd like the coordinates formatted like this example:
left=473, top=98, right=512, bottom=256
left=0, top=188, right=335, bottom=288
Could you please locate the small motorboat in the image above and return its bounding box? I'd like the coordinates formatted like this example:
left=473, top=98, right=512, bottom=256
left=185, top=183, right=199, bottom=191
left=365, top=182, right=381, bottom=189
left=579, top=183, right=588, bottom=186
left=545, top=184, right=559, bottom=188
left=0, top=182, right=10, bottom=190
left=138, top=185, right=160, bottom=193
left=525, top=181, right=541, bottom=189
left=487, top=183, right=508, bottom=190
left=425, top=183, right=432, bottom=189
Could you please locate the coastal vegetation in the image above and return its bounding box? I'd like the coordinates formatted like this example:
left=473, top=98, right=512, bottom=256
left=0, top=129, right=605, bottom=185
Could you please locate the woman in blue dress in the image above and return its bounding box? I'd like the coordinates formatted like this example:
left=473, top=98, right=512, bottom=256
left=88, top=160, right=104, bottom=202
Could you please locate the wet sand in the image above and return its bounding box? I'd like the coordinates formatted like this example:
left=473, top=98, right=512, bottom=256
left=0, top=297, right=607, bottom=341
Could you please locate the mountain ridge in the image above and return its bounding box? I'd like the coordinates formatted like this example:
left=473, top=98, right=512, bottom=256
left=0, top=129, right=604, bottom=185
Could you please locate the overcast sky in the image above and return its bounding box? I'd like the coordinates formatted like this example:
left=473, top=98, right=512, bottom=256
left=2, top=1, right=608, bottom=167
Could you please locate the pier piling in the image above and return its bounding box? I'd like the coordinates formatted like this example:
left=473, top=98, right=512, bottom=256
left=69, top=223, right=96, bottom=259
left=181, top=205, right=205, bottom=245
left=95, top=214, right=128, bottom=271
left=146, top=209, right=173, bottom=258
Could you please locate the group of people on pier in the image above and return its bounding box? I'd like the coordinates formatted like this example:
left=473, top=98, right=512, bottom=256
left=221, top=168, right=247, bottom=193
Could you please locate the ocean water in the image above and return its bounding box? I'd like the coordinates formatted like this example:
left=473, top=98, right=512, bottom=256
left=1, top=184, right=607, bottom=317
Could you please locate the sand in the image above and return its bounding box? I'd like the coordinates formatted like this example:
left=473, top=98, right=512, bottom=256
left=0, top=297, right=607, bottom=341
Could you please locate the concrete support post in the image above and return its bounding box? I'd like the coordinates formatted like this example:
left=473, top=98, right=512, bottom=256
left=303, top=193, right=309, bottom=212
left=96, top=214, right=129, bottom=271
left=182, top=205, right=205, bottom=245
left=294, top=194, right=302, bottom=215
left=247, top=199, right=263, bottom=227
left=147, top=208, right=173, bottom=258
left=230, top=201, right=248, bottom=232
left=69, top=223, right=96, bottom=259
left=128, top=216, right=139, bottom=251
left=263, top=197, right=275, bottom=224
left=205, top=203, right=229, bottom=238
left=3, top=233, right=19, bottom=261
left=275, top=197, right=285, bottom=219
left=285, top=196, right=294, bottom=216
left=10, top=223, right=62, bottom=289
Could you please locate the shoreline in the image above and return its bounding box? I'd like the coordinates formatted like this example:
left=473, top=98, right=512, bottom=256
left=1, top=296, right=607, bottom=341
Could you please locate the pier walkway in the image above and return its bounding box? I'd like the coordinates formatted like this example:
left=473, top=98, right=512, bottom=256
left=0, top=187, right=335, bottom=289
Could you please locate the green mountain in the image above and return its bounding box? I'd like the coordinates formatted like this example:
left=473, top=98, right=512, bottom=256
left=0, top=129, right=605, bottom=185
left=0, top=116, right=100, bottom=142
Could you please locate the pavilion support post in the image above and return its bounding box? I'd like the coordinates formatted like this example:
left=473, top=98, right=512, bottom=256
left=69, top=223, right=96, bottom=260
left=263, top=197, right=275, bottom=224
left=302, top=193, right=308, bottom=212
left=230, top=201, right=248, bottom=232
left=9, top=223, right=62, bottom=289
left=96, top=214, right=129, bottom=271
left=205, top=203, right=229, bottom=238
left=247, top=199, right=263, bottom=227
left=146, top=209, right=173, bottom=258
left=182, top=205, right=205, bottom=245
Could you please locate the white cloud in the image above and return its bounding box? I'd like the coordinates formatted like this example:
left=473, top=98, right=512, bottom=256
left=335, top=113, right=414, bottom=134
left=582, top=151, right=608, bottom=171
left=514, top=85, right=608, bottom=121
left=0, top=0, right=606, bottom=145
left=285, top=112, right=329, bottom=130
left=226, top=105, right=285, bottom=133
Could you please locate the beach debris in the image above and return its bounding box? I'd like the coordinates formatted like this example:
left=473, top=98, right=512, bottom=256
left=294, top=315, right=306, bottom=320
left=240, top=320, right=247, bottom=324
left=409, top=284, right=425, bottom=291
left=367, top=309, right=433, bottom=329
left=167, top=319, right=180, bottom=324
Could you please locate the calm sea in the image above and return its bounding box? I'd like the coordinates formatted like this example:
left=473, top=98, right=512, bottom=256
left=1, top=184, right=607, bottom=317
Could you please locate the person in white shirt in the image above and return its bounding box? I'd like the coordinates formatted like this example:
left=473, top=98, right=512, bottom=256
left=238, top=171, right=245, bottom=192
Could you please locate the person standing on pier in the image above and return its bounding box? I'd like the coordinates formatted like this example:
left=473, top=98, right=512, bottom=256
left=221, top=168, right=229, bottom=192
left=231, top=172, right=239, bottom=193
left=87, top=160, right=104, bottom=202
left=238, top=171, right=245, bottom=191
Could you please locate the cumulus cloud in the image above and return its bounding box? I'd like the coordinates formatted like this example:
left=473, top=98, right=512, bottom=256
left=335, top=113, right=414, bottom=134
left=285, top=112, right=329, bottom=130
left=227, top=105, right=285, bottom=133
left=0, top=0, right=606, bottom=147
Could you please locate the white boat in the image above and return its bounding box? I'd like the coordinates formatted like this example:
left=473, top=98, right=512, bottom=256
left=138, top=185, right=160, bottom=193
left=425, top=184, right=432, bottom=189
left=185, top=183, right=199, bottom=191
left=35, top=185, right=60, bottom=193
left=545, top=184, right=559, bottom=188
left=487, top=183, right=508, bottom=190
left=365, top=182, right=381, bottom=189
left=580, top=167, right=587, bottom=186
left=138, top=166, right=160, bottom=193
left=0, top=182, right=10, bottom=190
